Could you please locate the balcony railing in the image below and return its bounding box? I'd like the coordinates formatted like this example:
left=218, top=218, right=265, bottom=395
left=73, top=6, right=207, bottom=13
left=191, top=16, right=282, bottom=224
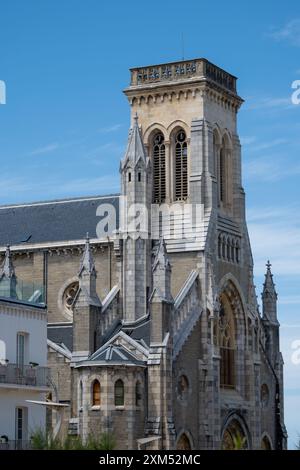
left=0, top=279, right=45, bottom=305
left=129, top=58, right=237, bottom=93
left=0, top=363, right=49, bottom=388
left=0, top=440, right=31, bottom=450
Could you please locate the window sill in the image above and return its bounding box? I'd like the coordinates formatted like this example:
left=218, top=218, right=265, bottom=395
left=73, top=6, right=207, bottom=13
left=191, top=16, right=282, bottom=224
left=90, top=406, right=101, bottom=411
left=115, top=405, right=125, bottom=410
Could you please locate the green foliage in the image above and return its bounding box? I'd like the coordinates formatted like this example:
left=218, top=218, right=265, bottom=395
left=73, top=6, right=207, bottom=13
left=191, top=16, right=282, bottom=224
left=30, top=429, right=116, bottom=450
left=97, top=432, right=116, bottom=450
left=232, top=433, right=247, bottom=450
left=30, top=428, right=62, bottom=450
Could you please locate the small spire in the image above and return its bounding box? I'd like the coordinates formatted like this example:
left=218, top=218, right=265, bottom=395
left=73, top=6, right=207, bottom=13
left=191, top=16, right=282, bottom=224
left=121, top=112, right=147, bottom=168
left=0, top=245, right=15, bottom=279
left=78, top=235, right=96, bottom=277
left=263, top=260, right=276, bottom=294
left=152, top=236, right=173, bottom=302
left=153, top=235, right=171, bottom=271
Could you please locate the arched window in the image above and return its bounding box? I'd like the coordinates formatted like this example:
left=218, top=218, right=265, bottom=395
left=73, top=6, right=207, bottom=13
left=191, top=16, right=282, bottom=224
left=174, top=130, right=188, bottom=201
left=222, top=235, right=226, bottom=259
left=152, top=132, right=166, bottom=203
left=235, top=240, right=240, bottom=263
left=213, top=133, right=219, bottom=177
left=218, top=234, right=222, bottom=258
left=115, top=379, right=124, bottom=406
left=231, top=239, right=235, bottom=262
left=226, top=237, right=231, bottom=261
left=219, top=299, right=235, bottom=388
left=221, top=418, right=248, bottom=450
left=218, top=135, right=232, bottom=207
left=92, top=379, right=101, bottom=407
left=219, top=145, right=226, bottom=204
left=177, top=375, right=189, bottom=401
left=261, top=384, right=269, bottom=408
left=135, top=381, right=142, bottom=407
left=261, top=435, right=272, bottom=450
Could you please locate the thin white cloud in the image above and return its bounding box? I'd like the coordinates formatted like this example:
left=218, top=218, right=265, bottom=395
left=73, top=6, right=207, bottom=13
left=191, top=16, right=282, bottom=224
left=250, top=138, right=287, bottom=152
left=244, top=155, right=300, bottom=182
left=240, top=136, right=257, bottom=146
left=0, top=173, right=120, bottom=202
left=278, top=296, right=300, bottom=306
left=247, top=205, right=300, bottom=223
left=268, top=19, right=300, bottom=47
left=248, top=206, right=300, bottom=276
left=98, top=124, right=122, bottom=134
left=28, top=143, right=59, bottom=156
left=84, top=141, right=124, bottom=162
left=244, top=97, right=293, bottom=111
left=60, top=175, right=119, bottom=194
left=0, top=175, right=34, bottom=196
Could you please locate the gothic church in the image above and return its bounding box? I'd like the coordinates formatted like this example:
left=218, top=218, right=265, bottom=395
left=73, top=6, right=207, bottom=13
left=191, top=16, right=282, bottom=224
left=0, top=58, right=287, bottom=449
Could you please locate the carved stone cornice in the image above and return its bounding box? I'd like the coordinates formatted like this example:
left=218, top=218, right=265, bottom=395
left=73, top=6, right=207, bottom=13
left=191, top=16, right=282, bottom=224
left=0, top=238, right=112, bottom=257
left=125, top=82, right=243, bottom=113
left=0, top=299, right=46, bottom=320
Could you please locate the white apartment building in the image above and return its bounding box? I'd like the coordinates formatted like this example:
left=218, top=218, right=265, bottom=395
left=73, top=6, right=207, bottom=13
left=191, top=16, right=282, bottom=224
left=0, top=248, right=49, bottom=449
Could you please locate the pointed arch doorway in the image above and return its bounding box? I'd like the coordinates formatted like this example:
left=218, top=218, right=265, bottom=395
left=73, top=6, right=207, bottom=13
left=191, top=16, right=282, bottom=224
left=176, top=432, right=192, bottom=450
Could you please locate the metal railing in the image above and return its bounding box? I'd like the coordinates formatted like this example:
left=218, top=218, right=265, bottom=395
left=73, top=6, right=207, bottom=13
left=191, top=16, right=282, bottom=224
left=0, top=363, right=49, bottom=388
left=0, top=440, right=31, bottom=450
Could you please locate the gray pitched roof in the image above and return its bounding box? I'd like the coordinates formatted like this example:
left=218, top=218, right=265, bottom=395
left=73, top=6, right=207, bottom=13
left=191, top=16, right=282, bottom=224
left=122, top=320, right=150, bottom=346
left=0, top=194, right=120, bottom=246
left=47, top=323, right=73, bottom=352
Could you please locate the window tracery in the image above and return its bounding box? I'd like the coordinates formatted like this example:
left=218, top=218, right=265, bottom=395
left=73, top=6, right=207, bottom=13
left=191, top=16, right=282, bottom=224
left=174, top=130, right=188, bottom=201
left=218, top=301, right=235, bottom=388
left=152, top=132, right=166, bottom=203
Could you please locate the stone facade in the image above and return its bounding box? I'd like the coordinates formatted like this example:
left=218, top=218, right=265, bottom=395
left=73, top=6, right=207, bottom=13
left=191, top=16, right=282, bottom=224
left=0, top=58, right=287, bottom=450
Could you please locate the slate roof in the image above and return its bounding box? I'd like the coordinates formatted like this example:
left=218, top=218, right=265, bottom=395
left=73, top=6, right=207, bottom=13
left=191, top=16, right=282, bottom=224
left=47, top=323, right=73, bottom=352
left=0, top=194, right=119, bottom=246
left=123, top=320, right=150, bottom=347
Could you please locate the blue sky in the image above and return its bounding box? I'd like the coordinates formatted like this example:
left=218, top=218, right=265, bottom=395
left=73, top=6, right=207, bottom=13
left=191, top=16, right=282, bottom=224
left=0, top=0, right=299, bottom=448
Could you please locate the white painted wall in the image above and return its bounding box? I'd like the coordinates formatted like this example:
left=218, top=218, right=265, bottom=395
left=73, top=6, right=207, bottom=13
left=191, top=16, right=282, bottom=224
left=0, top=388, right=46, bottom=440
left=0, top=301, right=47, bottom=442
left=0, top=303, right=47, bottom=366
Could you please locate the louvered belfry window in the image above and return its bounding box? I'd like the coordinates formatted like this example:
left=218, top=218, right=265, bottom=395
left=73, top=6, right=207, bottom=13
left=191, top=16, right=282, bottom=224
left=175, top=130, right=188, bottom=201
left=153, top=132, right=166, bottom=203
left=219, top=147, right=226, bottom=203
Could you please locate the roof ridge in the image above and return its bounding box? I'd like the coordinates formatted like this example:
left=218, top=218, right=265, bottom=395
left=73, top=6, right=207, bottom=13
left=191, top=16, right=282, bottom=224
left=0, top=193, right=120, bottom=209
